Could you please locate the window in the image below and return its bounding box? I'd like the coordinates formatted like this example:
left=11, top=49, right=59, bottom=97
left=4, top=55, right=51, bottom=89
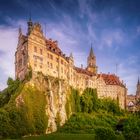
left=56, top=57, right=59, bottom=62
left=40, top=65, right=42, bottom=69
left=61, top=60, right=63, bottom=64
left=47, top=53, right=49, bottom=58
left=47, top=62, right=49, bottom=67
left=40, top=49, right=42, bottom=55
left=33, top=55, right=43, bottom=62
left=50, top=54, right=53, bottom=60
left=50, top=63, right=53, bottom=68
left=61, top=67, right=63, bottom=73
left=34, top=46, right=37, bottom=52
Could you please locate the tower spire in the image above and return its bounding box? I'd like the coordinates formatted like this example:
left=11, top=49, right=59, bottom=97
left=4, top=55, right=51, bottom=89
left=138, top=77, right=140, bottom=85
left=89, top=43, right=94, bottom=57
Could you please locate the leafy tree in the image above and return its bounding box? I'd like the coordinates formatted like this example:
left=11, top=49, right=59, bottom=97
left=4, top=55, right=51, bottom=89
left=99, top=98, right=121, bottom=114
left=0, top=77, right=20, bottom=107
left=80, top=88, right=98, bottom=113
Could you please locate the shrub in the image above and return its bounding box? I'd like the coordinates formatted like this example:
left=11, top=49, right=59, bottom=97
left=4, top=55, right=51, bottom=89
left=80, top=88, right=98, bottom=113
left=99, top=98, right=121, bottom=114
left=94, top=126, right=116, bottom=140
left=123, top=115, right=140, bottom=140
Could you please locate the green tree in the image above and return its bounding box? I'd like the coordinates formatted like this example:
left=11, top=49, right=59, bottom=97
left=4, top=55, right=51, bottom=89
left=80, top=88, right=98, bottom=113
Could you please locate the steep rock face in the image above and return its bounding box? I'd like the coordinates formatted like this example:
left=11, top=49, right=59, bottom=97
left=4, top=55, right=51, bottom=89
left=31, top=73, right=71, bottom=133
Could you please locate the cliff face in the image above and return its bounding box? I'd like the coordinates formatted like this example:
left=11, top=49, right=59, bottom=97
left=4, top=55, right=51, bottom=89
left=18, top=73, right=73, bottom=134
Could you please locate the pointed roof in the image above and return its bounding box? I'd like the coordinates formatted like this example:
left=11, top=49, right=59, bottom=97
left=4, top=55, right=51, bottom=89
left=137, top=77, right=140, bottom=85
left=89, top=44, right=94, bottom=57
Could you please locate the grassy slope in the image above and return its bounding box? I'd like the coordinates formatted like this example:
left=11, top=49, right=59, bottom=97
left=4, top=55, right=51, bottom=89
left=20, top=134, right=95, bottom=140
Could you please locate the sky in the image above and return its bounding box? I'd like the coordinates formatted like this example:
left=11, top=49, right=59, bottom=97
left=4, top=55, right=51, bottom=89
left=0, top=0, right=140, bottom=94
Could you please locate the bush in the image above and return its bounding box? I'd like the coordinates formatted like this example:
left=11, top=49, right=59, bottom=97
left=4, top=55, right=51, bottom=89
left=80, top=88, right=98, bottom=113
left=94, top=126, right=116, bottom=140
left=58, top=112, right=118, bottom=134
left=99, top=98, right=121, bottom=114
left=123, top=115, right=140, bottom=140
left=0, top=109, right=12, bottom=137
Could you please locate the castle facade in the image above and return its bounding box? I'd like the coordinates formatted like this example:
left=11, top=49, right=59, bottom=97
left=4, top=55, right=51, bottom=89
left=15, top=19, right=127, bottom=109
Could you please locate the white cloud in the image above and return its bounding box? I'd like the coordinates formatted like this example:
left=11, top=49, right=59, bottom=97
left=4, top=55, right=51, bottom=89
left=0, top=13, right=138, bottom=96
left=0, top=26, right=18, bottom=89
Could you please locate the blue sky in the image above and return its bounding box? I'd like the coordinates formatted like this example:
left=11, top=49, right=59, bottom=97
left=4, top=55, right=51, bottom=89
left=0, top=0, right=140, bottom=94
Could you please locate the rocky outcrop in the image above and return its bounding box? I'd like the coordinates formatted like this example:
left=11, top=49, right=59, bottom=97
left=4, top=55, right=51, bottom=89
left=30, top=73, right=69, bottom=133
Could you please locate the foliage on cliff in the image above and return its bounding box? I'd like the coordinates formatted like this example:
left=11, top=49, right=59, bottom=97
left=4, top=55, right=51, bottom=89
left=0, top=77, right=21, bottom=107
left=65, top=87, right=121, bottom=116
left=0, top=78, right=47, bottom=138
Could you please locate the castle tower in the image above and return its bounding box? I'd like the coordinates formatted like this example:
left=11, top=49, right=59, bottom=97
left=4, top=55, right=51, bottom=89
left=136, top=77, right=140, bottom=99
left=86, top=45, right=98, bottom=74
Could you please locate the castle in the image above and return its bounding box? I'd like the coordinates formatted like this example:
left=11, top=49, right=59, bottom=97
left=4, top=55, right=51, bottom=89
left=15, top=19, right=127, bottom=109
left=126, top=78, right=140, bottom=112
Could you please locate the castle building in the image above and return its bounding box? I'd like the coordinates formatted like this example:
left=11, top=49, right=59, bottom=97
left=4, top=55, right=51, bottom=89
left=15, top=19, right=127, bottom=109
left=126, top=78, right=140, bottom=112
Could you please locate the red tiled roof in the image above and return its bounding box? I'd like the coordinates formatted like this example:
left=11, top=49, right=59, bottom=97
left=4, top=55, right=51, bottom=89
left=74, top=67, right=95, bottom=76
left=97, top=74, right=125, bottom=87
left=46, top=39, right=67, bottom=60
